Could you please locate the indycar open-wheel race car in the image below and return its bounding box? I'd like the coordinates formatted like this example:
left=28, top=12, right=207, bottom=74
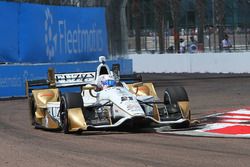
left=26, top=56, right=191, bottom=134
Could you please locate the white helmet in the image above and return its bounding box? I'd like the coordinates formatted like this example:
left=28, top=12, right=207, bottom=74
left=97, top=74, right=116, bottom=89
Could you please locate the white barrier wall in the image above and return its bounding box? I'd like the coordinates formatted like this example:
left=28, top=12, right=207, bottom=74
left=129, top=52, right=250, bottom=73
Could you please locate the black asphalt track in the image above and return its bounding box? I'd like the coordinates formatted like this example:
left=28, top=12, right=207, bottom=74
left=0, top=73, right=250, bottom=167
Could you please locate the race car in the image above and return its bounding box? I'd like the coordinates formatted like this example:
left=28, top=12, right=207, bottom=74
left=26, top=56, right=191, bottom=134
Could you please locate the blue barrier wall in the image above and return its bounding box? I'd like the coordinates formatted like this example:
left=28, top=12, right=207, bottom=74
left=0, top=2, right=19, bottom=62
left=0, top=59, right=132, bottom=98
left=0, top=2, right=108, bottom=63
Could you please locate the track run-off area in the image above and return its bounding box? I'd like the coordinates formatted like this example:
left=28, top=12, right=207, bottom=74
left=1, top=74, right=250, bottom=167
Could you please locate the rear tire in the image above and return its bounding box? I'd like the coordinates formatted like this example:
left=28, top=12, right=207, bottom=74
left=29, top=95, right=36, bottom=126
left=60, top=92, right=83, bottom=134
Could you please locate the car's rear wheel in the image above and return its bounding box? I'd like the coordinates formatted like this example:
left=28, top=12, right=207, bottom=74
left=60, top=92, right=83, bottom=134
left=29, top=95, right=36, bottom=126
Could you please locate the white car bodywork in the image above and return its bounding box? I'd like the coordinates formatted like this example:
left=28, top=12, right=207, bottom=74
left=29, top=56, right=190, bottom=132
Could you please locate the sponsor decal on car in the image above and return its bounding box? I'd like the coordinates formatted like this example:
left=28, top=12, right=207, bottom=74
left=126, top=103, right=142, bottom=112
left=39, top=93, right=54, bottom=97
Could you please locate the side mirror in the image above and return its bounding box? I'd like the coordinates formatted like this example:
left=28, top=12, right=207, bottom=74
left=82, top=84, right=97, bottom=98
left=132, top=82, right=143, bottom=94
left=82, top=84, right=96, bottom=90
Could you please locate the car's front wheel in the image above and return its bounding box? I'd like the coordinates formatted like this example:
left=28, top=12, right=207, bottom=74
left=164, top=86, right=191, bottom=128
left=60, top=92, right=83, bottom=134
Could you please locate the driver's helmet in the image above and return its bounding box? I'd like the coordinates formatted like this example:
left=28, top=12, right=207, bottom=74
left=97, top=74, right=116, bottom=89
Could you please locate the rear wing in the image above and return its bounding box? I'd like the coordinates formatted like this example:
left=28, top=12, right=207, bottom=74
left=25, top=69, right=96, bottom=96
left=54, top=72, right=95, bottom=87
left=26, top=64, right=142, bottom=96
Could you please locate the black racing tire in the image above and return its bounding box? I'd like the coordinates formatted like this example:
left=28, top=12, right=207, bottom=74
left=60, top=92, right=83, bottom=134
left=164, top=86, right=190, bottom=128
left=29, top=95, right=36, bottom=126
left=164, top=86, right=189, bottom=105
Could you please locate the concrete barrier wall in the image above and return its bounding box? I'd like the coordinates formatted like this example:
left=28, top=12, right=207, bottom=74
left=129, top=52, right=250, bottom=73
left=0, top=59, right=132, bottom=98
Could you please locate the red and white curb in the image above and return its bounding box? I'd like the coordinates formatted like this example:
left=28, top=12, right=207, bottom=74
left=157, top=109, right=250, bottom=138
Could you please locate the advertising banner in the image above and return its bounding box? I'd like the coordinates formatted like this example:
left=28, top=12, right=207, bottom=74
left=0, top=2, right=19, bottom=62
left=19, top=3, right=108, bottom=63
left=0, top=2, right=108, bottom=63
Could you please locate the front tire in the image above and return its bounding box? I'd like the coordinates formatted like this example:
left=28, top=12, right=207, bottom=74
left=164, top=86, right=189, bottom=105
left=164, top=86, right=191, bottom=128
left=60, top=95, right=69, bottom=134
left=60, top=92, right=83, bottom=134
